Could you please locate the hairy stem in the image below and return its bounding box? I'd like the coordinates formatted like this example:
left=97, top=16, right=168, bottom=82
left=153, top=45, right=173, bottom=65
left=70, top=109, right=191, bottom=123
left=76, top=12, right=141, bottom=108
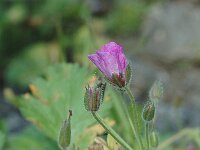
left=92, top=112, right=133, bottom=150
left=124, top=87, right=144, bottom=150
left=145, top=122, right=150, bottom=150
left=126, top=107, right=143, bottom=150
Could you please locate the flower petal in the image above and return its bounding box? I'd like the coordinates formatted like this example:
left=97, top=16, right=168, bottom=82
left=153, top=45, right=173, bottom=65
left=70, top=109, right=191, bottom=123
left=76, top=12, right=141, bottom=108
left=97, top=52, right=119, bottom=77
left=98, top=42, right=127, bottom=73
left=99, top=42, right=123, bottom=54
left=117, top=52, right=128, bottom=73
left=88, top=42, right=128, bottom=81
left=88, top=54, right=110, bottom=78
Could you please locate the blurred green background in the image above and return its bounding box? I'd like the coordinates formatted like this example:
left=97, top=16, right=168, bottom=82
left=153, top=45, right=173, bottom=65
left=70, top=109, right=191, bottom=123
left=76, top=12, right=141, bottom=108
left=0, top=0, right=200, bottom=149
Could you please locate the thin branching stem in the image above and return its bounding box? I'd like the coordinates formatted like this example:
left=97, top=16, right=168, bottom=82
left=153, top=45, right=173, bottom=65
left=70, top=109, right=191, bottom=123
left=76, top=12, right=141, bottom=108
left=122, top=99, right=142, bottom=150
left=124, top=87, right=144, bottom=150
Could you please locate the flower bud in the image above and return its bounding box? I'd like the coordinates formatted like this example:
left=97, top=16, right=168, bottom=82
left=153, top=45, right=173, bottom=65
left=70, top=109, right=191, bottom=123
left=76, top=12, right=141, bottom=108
left=142, top=101, right=155, bottom=122
left=150, top=131, right=159, bottom=148
left=84, top=80, right=106, bottom=112
left=149, top=80, right=163, bottom=101
left=58, top=110, right=72, bottom=150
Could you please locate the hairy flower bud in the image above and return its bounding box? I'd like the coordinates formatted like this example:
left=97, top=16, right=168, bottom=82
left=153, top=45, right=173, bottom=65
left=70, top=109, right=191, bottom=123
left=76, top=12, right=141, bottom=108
left=149, top=80, right=163, bottom=101
left=84, top=80, right=106, bottom=112
left=58, top=110, right=72, bottom=150
left=150, top=131, right=159, bottom=148
left=142, top=101, right=155, bottom=122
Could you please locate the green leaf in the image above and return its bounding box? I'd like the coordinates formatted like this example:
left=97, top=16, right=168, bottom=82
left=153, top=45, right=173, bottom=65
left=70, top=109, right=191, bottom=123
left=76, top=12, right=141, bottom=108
left=5, top=43, right=61, bottom=87
left=15, top=63, right=111, bottom=149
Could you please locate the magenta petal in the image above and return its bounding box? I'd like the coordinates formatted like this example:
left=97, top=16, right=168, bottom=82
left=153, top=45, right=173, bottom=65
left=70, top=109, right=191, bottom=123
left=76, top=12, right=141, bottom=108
left=88, top=54, right=99, bottom=65
left=100, top=42, right=123, bottom=54
left=88, top=54, right=111, bottom=78
left=117, top=52, right=128, bottom=73
left=97, top=52, right=119, bottom=77
left=88, top=54, right=103, bottom=71
left=88, top=41, right=128, bottom=82
left=98, top=42, right=126, bottom=73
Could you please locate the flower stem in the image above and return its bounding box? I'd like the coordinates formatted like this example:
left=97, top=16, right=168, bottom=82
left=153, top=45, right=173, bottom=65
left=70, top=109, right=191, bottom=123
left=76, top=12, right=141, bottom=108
left=145, top=122, right=150, bottom=150
left=124, top=87, right=144, bottom=150
left=91, top=112, right=133, bottom=150
left=124, top=106, right=143, bottom=150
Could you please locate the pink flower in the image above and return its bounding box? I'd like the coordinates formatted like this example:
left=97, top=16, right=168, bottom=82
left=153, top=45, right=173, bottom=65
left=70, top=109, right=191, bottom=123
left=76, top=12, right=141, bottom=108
left=88, top=42, right=130, bottom=88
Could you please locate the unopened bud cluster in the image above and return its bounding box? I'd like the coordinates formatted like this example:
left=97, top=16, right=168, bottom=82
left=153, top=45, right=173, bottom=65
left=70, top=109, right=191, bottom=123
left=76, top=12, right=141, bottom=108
left=84, top=80, right=106, bottom=112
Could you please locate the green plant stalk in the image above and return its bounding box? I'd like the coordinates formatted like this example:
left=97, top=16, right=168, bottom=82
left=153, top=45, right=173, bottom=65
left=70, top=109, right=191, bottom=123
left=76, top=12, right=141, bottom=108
left=145, top=122, right=150, bottom=150
left=124, top=87, right=144, bottom=150
left=91, top=112, right=133, bottom=150
left=121, top=99, right=143, bottom=150
left=126, top=108, right=143, bottom=150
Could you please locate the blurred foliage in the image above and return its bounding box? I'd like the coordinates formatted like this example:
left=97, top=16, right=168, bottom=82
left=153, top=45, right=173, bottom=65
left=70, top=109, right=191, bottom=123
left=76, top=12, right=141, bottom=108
left=0, top=0, right=89, bottom=71
left=106, top=0, right=148, bottom=36
left=0, top=119, right=7, bottom=150
left=5, top=63, right=137, bottom=149
left=0, top=130, right=6, bottom=150
left=0, top=0, right=149, bottom=77
left=5, top=43, right=61, bottom=87
left=158, top=128, right=200, bottom=149
left=6, top=63, right=97, bottom=149
left=3, top=126, right=58, bottom=150
left=1, top=0, right=199, bottom=149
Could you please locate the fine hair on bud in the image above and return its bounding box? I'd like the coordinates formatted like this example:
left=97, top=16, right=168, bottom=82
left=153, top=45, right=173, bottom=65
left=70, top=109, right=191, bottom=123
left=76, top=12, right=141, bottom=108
left=149, top=80, right=163, bottom=101
left=84, top=79, right=106, bottom=112
left=142, top=101, right=155, bottom=122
